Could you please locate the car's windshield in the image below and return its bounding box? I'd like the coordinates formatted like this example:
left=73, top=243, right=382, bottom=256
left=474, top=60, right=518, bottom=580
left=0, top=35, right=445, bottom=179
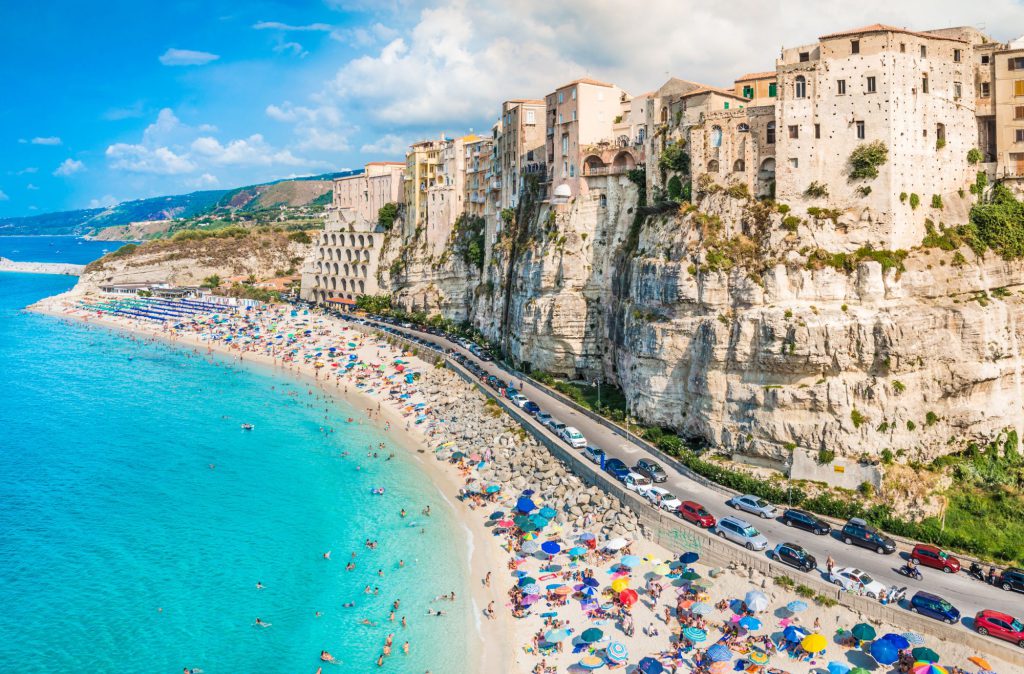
left=742, top=526, right=760, bottom=537
left=1012, top=619, right=1023, bottom=632
left=938, top=600, right=954, bottom=611
left=858, top=573, right=874, bottom=585
left=698, top=508, right=710, bottom=517
left=753, top=498, right=767, bottom=507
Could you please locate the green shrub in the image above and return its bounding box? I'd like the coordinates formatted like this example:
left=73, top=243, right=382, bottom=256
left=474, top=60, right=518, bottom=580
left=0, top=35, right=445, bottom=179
left=287, top=230, right=311, bottom=244
left=900, top=192, right=908, bottom=203
left=856, top=185, right=872, bottom=197
left=881, top=448, right=895, bottom=464
left=967, top=148, right=983, bottom=165
left=848, top=141, right=888, bottom=180
left=858, top=481, right=875, bottom=498
left=936, top=138, right=946, bottom=150
left=907, top=420, right=917, bottom=431
left=817, top=448, right=836, bottom=465
left=804, top=181, right=829, bottom=198
left=925, top=411, right=939, bottom=426
left=782, top=216, right=801, bottom=232
left=814, top=594, right=839, bottom=607
left=667, top=175, right=683, bottom=201
left=795, top=584, right=816, bottom=598
left=892, top=380, right=906, bottom=393
left=851, top=409, right=866, bottom=428
left=377, top=202, right=400, bottom=230
left=909, top=193, right=920, bottom=209
left=774, top=575, right=795, bottom=588
left=658, top=141, right=690, bottom=175
left=931, top=194, right=943, bottom=209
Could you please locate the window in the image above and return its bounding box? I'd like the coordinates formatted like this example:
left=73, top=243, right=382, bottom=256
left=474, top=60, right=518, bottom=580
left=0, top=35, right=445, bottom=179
left=1016, top=80, right=1024, bottom=97
left=711, top=125, right=723, bottom=147
left=707, top=160, right=720, bottom=172
left=856, top=120, right=865, bottom=139
left=936, top=123, right=946, bottom=145
left=766, top=122, right=776, bottom=144
left=724, top=101, right=730, bottom=109
left=954, top=49, right=962, bottom=62
left=1016, top=106, right=1024, bottom=119
left=789, top=158, right=799, bottom=168
left=1010, top=57, right=1024, bottom=70
left=954, top=82, right=962, bottom=99
left=569, top=163, right=575, bottom=177
left=1016, top=129, right=1024, bottom=143
left=526, top=150, right=534, bottom=161
left=561, top=133, right=568, bottom=154
left=558, top=92, right=563, bottom=103
left=921, top=45, right=927, bottom=58
left=799, top=52, right=809, bottom=62
left=851, top=40, right=860, bottom=54
left=981, top=54, right=990, bottom=65
left=788, top=125, right=799, bottom=139
left=571, top=110, right=576, bottom=121
left=837, top=79, right=846, bottom=95
left=743, top=85, right=754, bottom=98
left=599, top=194, right=607, bottom=208
left=981, top=82, right=991, bottom=97
left=571, top=88, right=576, bottom=100
left=795, top=76, right=807, bottom=99
left=525, top=109, right=536, bottom=125
left=768, top=82, right=777, bottom=97
left=900, top=43, right=906, bottom=53
left=660, top=106, right=668, bottom=123
left=815, top=123, right=821, bottom=139
left=922, top=75, right=929, bottom=94
left=737, top=123, right=750, bottom=132
left=733, top=159, right=745, bottom=172
left=558, top=113, right=563, bottom=124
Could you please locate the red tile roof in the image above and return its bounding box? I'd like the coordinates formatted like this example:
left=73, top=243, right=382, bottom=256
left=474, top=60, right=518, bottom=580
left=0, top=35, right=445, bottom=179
left=734, top=71, right=777, bottom=82
left=819, top=23, right=966, bottom=43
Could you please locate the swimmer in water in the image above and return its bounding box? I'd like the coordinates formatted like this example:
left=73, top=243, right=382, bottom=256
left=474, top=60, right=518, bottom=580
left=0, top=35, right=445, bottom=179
left=256, top=581, right=264, bottom=590
left=254, top=617, right=271, bottom=627
left=323, top=551, right=331, bottom=560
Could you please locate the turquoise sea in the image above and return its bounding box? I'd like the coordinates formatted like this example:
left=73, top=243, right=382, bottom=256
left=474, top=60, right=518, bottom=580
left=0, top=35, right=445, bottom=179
left=0, top=249, right=472, bottom=673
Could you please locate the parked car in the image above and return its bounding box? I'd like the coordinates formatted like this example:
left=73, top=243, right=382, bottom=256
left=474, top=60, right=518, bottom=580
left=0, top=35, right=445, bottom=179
left=910, top=544, right=961, bottom=574
left=550, top=421, right=567, bottom=437
left=829, top=567, right=886, bottom=599
left=780, top=508, right=831, bottom=535
left=535, top=412, right=553, bottom=427
left=523, top=401, right=541, bottom=416
left=770, top=543, right=818, bottom=572
left=841, top=517, right=896, bottom=554
left=727, top=494, right=778, bottom=519
left=633, top=459, right=668, bottom=483
left=677, top=501, right=716, bottom=528
left=560, top=426, right=587, bottom=449
left=714, top=516, right=769, bottom=551
left=584, top=445, right=606, bottom=464
left=603, top=458, right=630, bottom=481
left=623, top=472, right=653, bottom=494
left=998, top=568, right=1024, bottom=594
left=909, top=591, right=961, bottom=624
left=479, top=352, right=493, bottom=362
left=645, top=487, right=682, bottom=512
left=974, top=609, right=1024, bottom=647
left=509, top=393, right=529, bottom=408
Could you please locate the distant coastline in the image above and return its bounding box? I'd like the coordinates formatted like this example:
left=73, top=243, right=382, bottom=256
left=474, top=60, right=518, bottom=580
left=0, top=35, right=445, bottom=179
left=0, top=257, right=84, bottom=275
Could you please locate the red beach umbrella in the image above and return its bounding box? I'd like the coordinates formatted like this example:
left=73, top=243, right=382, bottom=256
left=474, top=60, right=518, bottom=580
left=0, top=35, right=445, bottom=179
left=619, top=589, right=639, bottom=607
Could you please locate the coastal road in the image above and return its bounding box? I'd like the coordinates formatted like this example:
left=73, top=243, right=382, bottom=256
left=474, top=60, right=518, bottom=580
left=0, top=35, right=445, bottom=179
left=349, top=315, right=1024, bottom=641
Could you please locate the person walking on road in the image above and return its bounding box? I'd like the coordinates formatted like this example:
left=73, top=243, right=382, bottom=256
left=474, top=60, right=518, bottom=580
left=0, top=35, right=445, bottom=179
left=826, top=554, right=835, bottom=575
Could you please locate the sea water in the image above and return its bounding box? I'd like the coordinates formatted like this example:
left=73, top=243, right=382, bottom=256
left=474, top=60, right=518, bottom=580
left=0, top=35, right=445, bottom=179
left=0, top=235, right=122, bottom=264
left=0, top=261, right=471, bottom=673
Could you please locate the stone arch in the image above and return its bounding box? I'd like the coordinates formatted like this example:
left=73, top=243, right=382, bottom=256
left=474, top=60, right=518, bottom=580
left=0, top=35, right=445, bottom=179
left=358, top=280, right=365, bottom=293
left=343, top=263, right=350, bottom=276
left=358, top=235, right=365, bottom=247
left=757, top=157, right=776, bottom=197
left=710, top=125, right=723, bottom=148
left=583, top=154, right=606, bottom=174
left=340, top=279, right=348, bottom=291
left=611, top=151, right=635, bottom=171
left=367, top=235, right=374, bottom=248
left=737, top=123, right=750, bottom=133
left=707, top=159, right=720, bottom=173
left=733, top=159, right=746, bottom=173
left=330, top=277, right=337, bottom=290
left=361, top=265, right=368, bottom=278
left=349, top=234, right=356, bottom=246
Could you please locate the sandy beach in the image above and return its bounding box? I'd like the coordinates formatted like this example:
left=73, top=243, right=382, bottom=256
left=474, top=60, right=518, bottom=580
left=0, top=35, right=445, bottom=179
left=32, top=292, right=1020, bottom=674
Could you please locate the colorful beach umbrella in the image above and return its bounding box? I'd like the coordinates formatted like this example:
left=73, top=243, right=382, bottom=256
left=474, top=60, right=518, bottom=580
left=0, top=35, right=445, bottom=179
left=577, top=655, right=604, bottom=670
left=911, top=647, right=940, bottom=663
left=749, top=650, right=770, bottom=665
left=618, top=589, right=639, bottom=607
left=850, top=623, right=876, bottom=641
left=848, top=668, right=871, bottom=674
left=690, top=602, right=713, bottom=615
left=882, top=633, right=911, bottom=650
left=605, top=641, right=628, bottom=663
left=870, top=638, right=899, bottom=665
left=497, top=519, right=514, bottom=528
left=545, top=628, right=571, bottom=642
left=739, top=616, right=762, bottom=631
left=637, top=657, right=664, bottom=674
left=786, top=600, right=808, bottom=613
left=682, top=627, right=707, bottom=642
left=911, top=664, right=947, bottom=674
left=826, top=662, right=851, bottom=674
left=580, top=627, right=603, bottom=643
left=744, top=590, right=769, bottom=612
left=521, top=583, right=540, bottom=595
left=901, top=632, right=925, bottom=646
left=706, top=644, right=732, bottom=662
left=801, top=633, right=827, bottom=653
left=610, top=578, right=630, bottom=593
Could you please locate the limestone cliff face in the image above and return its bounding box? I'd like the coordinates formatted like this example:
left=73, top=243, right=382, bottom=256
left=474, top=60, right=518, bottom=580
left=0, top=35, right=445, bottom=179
left=383, top=177, right=1024, bottom=462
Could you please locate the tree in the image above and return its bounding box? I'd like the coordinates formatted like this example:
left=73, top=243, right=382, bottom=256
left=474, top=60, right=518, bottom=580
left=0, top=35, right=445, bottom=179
left=201, top=274, right=221, bottom=288
left=378, top=202, right=400, bottom=230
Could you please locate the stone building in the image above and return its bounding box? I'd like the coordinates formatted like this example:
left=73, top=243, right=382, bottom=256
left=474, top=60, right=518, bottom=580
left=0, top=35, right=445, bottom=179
left=464, top=136, right=493, bottom=220
left=495, top=99, right=546, bottom=211
left=733, top=72, right=778, bottom=107
left=423, top=134, right=477, bottom=257
left=991, top=37, right=1024, bottom=187
left=403, top=138, right=445, bottom=235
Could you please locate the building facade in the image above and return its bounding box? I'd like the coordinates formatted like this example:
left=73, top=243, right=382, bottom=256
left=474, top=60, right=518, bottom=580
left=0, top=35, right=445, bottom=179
left=495, top=99, right=546, bottom=211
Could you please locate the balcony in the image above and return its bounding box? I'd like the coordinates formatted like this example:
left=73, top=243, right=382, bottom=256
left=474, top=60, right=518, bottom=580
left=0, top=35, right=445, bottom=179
left=490, top=180, right=501, bottom=191
left=582, top=165, right=630, bottom=177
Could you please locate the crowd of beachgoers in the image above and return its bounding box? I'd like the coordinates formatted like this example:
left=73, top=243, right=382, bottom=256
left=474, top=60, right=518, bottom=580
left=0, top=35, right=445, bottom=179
left=38, top=296, right=1015, bottom=674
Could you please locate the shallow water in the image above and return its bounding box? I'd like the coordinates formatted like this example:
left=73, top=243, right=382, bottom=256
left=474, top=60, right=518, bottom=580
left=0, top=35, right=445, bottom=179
left=0, top=268, right=471, bottom=673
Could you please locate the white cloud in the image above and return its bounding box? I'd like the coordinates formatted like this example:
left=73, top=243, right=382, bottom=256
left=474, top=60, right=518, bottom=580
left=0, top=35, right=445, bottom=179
left=360, top=134, right=409, bottom=155
left=265, top=102, right=350, bottom=151
left=103, top=101, right=145, bottom=120
left=254, top=20, right=334, bottom=32
left=16, top=167, right=37, bottom=175
left=186, top=173, right=220, bottom=188
left=106, top=144, right=196, bottom=175
left=190, top=134, right=327, bottom=168
left=54, top=158, right=85, bottom=176
left=273, top=41, right=308, bottom=57
left=0, top=189, right=9, bottom=201
left=159, top=48, right=220, bottom=66
left=26, top=183, right=39, bottom=190
left=88, top=195, right=119, bottom=209
left=31, top=136, right=62, bottom=146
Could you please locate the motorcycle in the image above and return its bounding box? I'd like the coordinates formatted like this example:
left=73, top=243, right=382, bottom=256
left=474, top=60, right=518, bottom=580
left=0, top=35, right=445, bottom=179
left=968, top=561, right=986, bottom=582
left=897, top=563, right=923, bottom=581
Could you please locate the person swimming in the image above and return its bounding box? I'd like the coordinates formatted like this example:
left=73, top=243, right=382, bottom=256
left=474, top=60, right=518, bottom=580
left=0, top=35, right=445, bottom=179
left=254, top=617, right=271, bottom=627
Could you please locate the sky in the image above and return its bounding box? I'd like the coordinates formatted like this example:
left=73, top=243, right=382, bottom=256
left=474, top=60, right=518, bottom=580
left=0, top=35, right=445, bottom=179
left=3, top=0, right=1024, bottom=218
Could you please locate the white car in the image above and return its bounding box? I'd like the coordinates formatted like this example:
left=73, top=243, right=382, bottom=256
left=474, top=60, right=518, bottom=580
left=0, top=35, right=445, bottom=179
left=644, top=486, right=682, bottom=511
left=623, top=472, right=653, bottom=495
left=829, top=567, right=886, bottom=599
left=510, top=393, right=529, bottom=408
left=560, top=426, right=587, bottom=449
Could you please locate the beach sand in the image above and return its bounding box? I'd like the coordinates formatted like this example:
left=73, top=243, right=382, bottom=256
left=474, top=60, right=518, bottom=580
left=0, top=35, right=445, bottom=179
left=33, top=293, right=1020, bottom=674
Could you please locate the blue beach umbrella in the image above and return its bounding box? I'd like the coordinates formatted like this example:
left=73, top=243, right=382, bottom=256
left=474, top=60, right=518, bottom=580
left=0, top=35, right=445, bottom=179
left=826, top=662, right=851, bottom=674
left=690, top=602, right=713, bottom=615
left=516, top=497, right=537, bottom=513
left=869, top=638, right=899, bottom=665
left=682, top=627, right=707, bottom=642
left=521, top=583, right=540, bottom=595
left=539, top=506, right=557, bottom=519
left=568, top=546, right=586, bottom=557
left=583, top=576, right=600, bottom=588
left=706, top=644, right=732, bottom=662
left=530, top=516, right=549, bottom=528
left=881, top=633, right=910, bottom=650
left=605, top=642, right=628, bottom=663
left=783, top=625, right=808, bottom=642
left=545, top=583, right=563, bottom=591
left=489, top=511, right=505, bottom=520
left=485, top=485, right=501, bottom=494
left=619, top=555, right=641, bottom=568
left=541, top=541, right=561, bottom=555
left=578, top=532, right=596, bottom=542
left=901, top=632, right=925, bottom=646
left=637, top=657, right=664, bottom=674
left=786, top=600, right=809, bottom=613
left=545, top=628, right=571, bottom=642
left=739, top=616, right=762, bottom=631
left=679, top=551, right=699, bottom=564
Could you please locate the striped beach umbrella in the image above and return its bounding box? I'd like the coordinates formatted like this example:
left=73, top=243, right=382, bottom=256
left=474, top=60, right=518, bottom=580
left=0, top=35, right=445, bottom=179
left=682, top=626, right=707, bottom=642
left=901, top=632, right=925, bottom=646
left=748, top=650, right=769, bottom=665
left=606, top=641, right=628, bottom=663
left=521, top=583, right=540, bottom=595
left=577, top=655, right=604, bottom=670
left=690, top=602, right=713, bottom=615
left=911, top=664, right=947, bottom=674
left=786, top=600, right=808, bottom=613
left=706, top=644, right=732, bottom=662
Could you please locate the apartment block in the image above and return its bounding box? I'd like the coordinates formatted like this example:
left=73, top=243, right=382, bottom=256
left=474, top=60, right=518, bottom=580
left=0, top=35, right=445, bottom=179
left=495, top=100, right=546, bottom=211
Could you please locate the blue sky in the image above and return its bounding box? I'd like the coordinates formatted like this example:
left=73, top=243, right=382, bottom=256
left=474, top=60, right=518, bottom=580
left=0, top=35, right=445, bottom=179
left=3, top=0, right=1023, bottom=218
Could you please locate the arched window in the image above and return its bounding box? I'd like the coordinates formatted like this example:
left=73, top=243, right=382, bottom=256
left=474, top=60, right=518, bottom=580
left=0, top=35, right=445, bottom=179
left=795, top=76, right=807, bottom=99
left=711, top=125, right=723, bottom=148
left=367, top=235, right=374, bottom=248
left=707, top=160, right=720, bottom=173
left=737, top=123, right=750, bottom=133
left=660, top=106, right=668, bottom=123
left=358, top=280, right=365, bottom=293
left=733, top=159, right=746, bottom=172
left=637, top=127, right=647, bottom=144
left=599, top=194, right=608, bottom=208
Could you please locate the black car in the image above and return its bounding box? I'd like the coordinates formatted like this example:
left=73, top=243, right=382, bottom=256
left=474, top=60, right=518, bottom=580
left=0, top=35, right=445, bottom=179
left=781, top=509, right=831, bottom=535
left=998, top=568, right=1024, bottom=593
left=769, top=542, right=817, bottom=572
left=633, top=459, right=668, bottom=483
left=841, top=517, right=896, bottom=554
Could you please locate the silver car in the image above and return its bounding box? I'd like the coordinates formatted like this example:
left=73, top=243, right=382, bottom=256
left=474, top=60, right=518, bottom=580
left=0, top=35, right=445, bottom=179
left=728, top=494, right=778, bottom=519
left=714, top=516, right=769, bottom=551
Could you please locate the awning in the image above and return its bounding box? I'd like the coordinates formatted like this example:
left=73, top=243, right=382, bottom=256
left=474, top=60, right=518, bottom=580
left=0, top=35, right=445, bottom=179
left=326, top=298, right=357, bottom=305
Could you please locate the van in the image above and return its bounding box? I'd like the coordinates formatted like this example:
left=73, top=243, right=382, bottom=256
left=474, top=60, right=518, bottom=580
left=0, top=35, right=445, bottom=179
left=909, top=591, right=961, bottom=624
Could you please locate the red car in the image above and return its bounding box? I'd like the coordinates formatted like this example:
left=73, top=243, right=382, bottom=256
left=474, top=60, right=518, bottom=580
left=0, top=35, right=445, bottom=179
left=974, top=609, right=1024, bottom=647
left=910, top=544, right=961, bottom=573
left=677, top=501, right=716, bottom=528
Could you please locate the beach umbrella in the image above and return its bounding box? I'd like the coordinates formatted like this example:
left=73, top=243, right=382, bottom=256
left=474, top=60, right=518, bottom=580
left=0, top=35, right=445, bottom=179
left=568, top=546, right=586, bottom=557
left=522, top=532, right=537, bottom=540
left=678, top=570, right=701, bottom=581
left=706, top=644, right=732, bottom=662
left=870, top=638, right=899, bottom=665
left=522, top=583, right=540, bottom=595
left=545, top=628, right=571, bottom=642
left=692, top=579, right=713, bottom=590
left=968, top=656, right=992, bottom=670
left=485, top=484, right=501, bottom=494
left=581, top=586, right=597, bottom=597
left=690, top=602, right=713, bottom=615
left=911, top=647, right=940, bottom=663
left=882, top=633, right=911, bottom=650
left=620, top=555, right=641, bottom=568
left=652, top=563, right=672, bottom=576
left=539, top=506, right=557, bottom=519
left=545, top=583, right=563, bottom=591
left=577, top=655, right=605, bottom=670
left=618, top=589, right=639, bottom=607
left=786, top=600, right=808, bottom=613
left=682, top=626, right=707, bottom=642
left=610, top=577, right=630, bottom=593
left=801, top=633, right=827, bottom=653
left=580, top=627, right=604, bottom=643
left=901, top=632, right=925, bottom=646
left=783, top=625, right=808, bottom=642
left=850, top=623, right=876, bottom=641
left=521, top=540, right=541, bottom=554
left=826, top=662, right=852, bottom=674
left=848, top=669, right=871, bottom=674
left=749, top=650, right=770, bottom=665
left=603, top=538, right=628, bottom=551
left=583, top=576, right=600, bottom=588
left=516, top=497, right=536, bottom=513
left=679, top=551, right=700, bottom=564
left=911, top=664, right=947, bottom=674
left=541, top=541, right=561, bottom=556
left=579, top=532, right=596, bottom=542
left=488, top=510, right=505, bottom=520
left=637, top=657, right=664, bottom=674
left=497, top=519, right=514, bottom=528
left=606, top=641, right=628, bottom=663
left=521, top=594, right=540, bottom=606
left=554, top=585, right=573, bottom=596
left=518, top=521, right=538, bottom=533
left=739, top=616, right=762, bottom=631
left=517, top=576, right=537, bottom=587
left=530, top=516, right=549, bottom=528
left=744, top=590, right=769, bottom=612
